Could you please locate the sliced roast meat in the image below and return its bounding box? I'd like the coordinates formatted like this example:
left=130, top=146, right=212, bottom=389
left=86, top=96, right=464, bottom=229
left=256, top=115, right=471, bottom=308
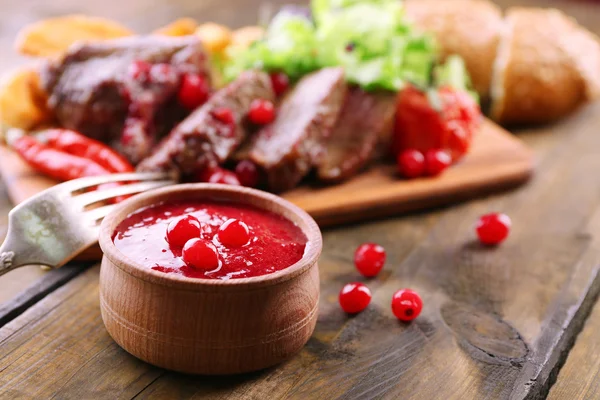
left=137, top=70, right=274, bottom=177
left=242, top=67, right=346, bottom=192
left=318, top=89, right=397, bottom=183
left=40, top=35, right=210, bottom=163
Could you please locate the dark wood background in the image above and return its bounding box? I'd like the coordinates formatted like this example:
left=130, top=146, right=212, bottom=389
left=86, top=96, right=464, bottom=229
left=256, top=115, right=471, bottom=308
left=2, top=0, right=600, bottom=398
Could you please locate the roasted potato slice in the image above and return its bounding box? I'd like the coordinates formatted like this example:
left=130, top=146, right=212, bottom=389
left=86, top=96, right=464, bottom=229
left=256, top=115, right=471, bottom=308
left=196, top=23, right=232, bottom=53
left=0, top=67, right=52, bottom=137
left=154, top=18, right=198, bottom=37
left=15, top=15, right=133, bottom=57
left=231, top=26, right=265, bottom=49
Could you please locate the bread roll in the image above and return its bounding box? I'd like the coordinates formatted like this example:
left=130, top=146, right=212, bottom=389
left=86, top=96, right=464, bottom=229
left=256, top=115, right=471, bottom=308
left=490, top=8, right=598, bottom=124
left=405, top=0, right=503, bottom=98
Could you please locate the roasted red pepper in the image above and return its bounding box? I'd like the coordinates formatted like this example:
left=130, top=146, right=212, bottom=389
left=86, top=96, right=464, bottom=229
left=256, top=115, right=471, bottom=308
left=41, top=129, right=134, bottom=173
left=12, top=136, right=111, bottom=181
left=393, top=85, right=481, bottom=162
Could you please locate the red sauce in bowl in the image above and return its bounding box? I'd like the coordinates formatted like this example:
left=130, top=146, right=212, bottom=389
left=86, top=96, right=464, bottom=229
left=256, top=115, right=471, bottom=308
left=112, top=200, right=308, bottom=280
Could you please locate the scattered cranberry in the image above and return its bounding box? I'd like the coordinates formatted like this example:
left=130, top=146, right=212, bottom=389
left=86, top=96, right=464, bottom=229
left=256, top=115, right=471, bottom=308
left=248, top=99, right=276, bottom=125
left=166, top=215, right=201, bottom=247
left=339, top=282, right=372, bottom=314
left=182, top=238, right=219, bottom=270
left=128, top=60, right=151, bottom=81
left=476, top=212, right=511, bottom=245
left=424, top=149, right=452, bottom=176
left=218, top=218, right=251, bottom=247
left=206, top=168, right=241, bottom=186
left=211, top=107, right=235, bottom=125
left=391, top=289, right=422, bottom=322
left=269, top=72, right=290, bottom=96
left=235, top=160, right=260, bottom=187
left=178, top=73, right=210, bottom=110
left=397, top=149, right=425, bottom=179
left=354, top=243, right=386, bottom=277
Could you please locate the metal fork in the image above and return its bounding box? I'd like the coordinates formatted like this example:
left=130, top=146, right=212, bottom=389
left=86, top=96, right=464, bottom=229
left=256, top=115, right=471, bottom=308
left=0, top=172, right=175, bottom=276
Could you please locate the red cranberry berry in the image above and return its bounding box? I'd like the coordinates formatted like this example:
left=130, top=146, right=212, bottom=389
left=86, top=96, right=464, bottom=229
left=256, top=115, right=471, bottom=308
left=166, top=215, right=201, bottom=247
left=476, top=212, right=511, bottom=245
left=182, top=238, right=219, bottom=270
left=269, top=72, right=290, bottom=96
left=218, top=218, right=251, bottom=247
left=424, top=149, right=452, bottom=176
left=391, top=289, right=422, bottom=322
left=339, top=282, right=372, bottom=314
left=354, top=243, right=386, bottom=277
left=397, top=149, right=425, bottom=179
left=248, top=99, right=276, bottom=125
left=128, top=60, right=151, bottom=81
left=211, top=107, right=235, bottom=125
left=235, top=160, right=260, bottom=187
left=178, top=73, right=210, bottom=110
left=207, top=168, right=241, bottom=186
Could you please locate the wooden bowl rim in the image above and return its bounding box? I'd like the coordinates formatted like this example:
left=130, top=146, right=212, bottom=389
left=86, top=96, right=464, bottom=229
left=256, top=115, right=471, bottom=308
left=99, top=183, right=322, bottom=291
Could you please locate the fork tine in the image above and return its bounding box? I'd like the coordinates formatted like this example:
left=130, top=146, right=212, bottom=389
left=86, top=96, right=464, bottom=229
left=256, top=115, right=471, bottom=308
left=74, top=180, right=173, bottom=208
left=60, top=172, right=175, bottom=193
left=84, top=204, right=116, bottom=223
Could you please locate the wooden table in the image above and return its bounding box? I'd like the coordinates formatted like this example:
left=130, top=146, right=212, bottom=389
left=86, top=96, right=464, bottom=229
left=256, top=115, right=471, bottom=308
left=2, top=0, right=600, bottom=398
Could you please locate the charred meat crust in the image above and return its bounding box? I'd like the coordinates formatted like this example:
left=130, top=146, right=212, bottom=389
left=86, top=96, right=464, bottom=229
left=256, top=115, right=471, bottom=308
left=137, top=70, right=275, bottom=177
left=242, top=67, right=347, bottom=193
left=318, top=89, right=397, bottom=183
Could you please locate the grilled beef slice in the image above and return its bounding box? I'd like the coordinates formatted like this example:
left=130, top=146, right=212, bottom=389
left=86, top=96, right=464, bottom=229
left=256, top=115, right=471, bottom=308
left=243, top=67, right=346, bottom=192
left=40, top=35, right=210, bottom=163
left=318, top=89, right=397, bottom=183
left=137, top=70, right=274, bottom=176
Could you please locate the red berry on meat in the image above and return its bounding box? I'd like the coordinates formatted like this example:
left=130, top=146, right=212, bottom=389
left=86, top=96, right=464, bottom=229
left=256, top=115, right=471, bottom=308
left=211, top=107, right=235, bottom=125
left=339, top=282, right=371, bottom=314
left=218, top=218, right=251, bottom=247
left=354, top=243, right=386, bottom=277
left=248, top=99, right=276, bottom=125
left=235, top=160, right=260, bottom=187
left=391, top=289, right=422, bottom=322
left=269, top=72, right=290, bottom=96
left=182, top=238, right=220, bottom=270
left=128, top=60, right=151, bottom=81
left=178, top=73, right=210, bottom=110
left=397, top=149, right=425, bottom=179
left=476, top=213, right=511, bottom=245
left=424, top=149, right=451, bottom=176
left=166, top=215, right=201, bottom=247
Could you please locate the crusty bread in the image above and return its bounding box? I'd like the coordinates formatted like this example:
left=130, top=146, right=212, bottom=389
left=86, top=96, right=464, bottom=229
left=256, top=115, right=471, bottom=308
left=404, top=0, right=503, bottom=98
left=490, top=8, right=590, bottom=124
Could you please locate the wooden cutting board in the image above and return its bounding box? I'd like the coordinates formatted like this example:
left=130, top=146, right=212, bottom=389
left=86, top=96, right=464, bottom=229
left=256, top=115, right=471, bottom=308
left=0, top=118, right=533, bottom=259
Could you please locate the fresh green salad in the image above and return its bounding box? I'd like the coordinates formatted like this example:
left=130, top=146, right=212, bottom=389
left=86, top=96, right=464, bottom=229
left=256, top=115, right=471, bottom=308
left=223, top=0, right=472, bottom=93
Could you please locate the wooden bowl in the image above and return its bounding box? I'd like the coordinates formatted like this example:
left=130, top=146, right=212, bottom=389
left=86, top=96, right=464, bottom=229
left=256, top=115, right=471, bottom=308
left=98, top=184, right=322, bottom=375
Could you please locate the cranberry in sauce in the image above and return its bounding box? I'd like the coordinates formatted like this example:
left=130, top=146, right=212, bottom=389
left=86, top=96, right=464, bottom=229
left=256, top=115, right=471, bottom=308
left=113, top=201, right=308, bottom=280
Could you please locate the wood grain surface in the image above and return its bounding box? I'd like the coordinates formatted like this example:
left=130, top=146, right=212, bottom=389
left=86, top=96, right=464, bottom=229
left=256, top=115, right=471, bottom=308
left=0, top=119, right=534, bottom=230
left=2, top=0, right=600, bottom=398
left=1, top=101, right=600, bottom=398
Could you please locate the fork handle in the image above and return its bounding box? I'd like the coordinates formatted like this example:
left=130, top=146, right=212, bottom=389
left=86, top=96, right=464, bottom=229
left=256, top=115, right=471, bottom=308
left=0, top=229, right=52, bottom=276
left=0, top=250, right=16, bottom=275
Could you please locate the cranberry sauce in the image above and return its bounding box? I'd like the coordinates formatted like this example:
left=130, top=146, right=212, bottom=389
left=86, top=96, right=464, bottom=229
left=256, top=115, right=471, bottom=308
left=112, top=200, right=308, bottom=280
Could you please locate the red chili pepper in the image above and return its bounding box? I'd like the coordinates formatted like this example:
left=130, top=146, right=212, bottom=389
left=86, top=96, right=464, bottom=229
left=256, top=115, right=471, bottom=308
left=42, top=129, right=134, bottom=173
left=12, top=136, right=111, bottom=181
